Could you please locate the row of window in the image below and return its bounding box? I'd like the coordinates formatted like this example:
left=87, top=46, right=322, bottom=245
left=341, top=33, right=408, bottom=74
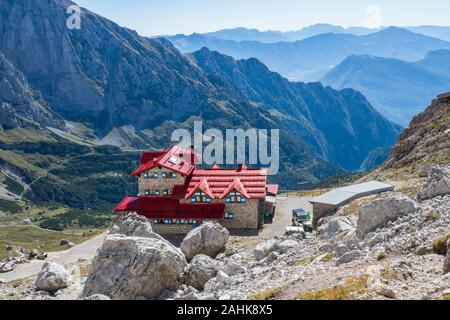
left=152, top=213, right=235, bottom=226
left=143, top=171, right=177, bottom=179
left=190, top=191, right=247, bottom=204
left=144, top=189, right=172, bottom=196
left=153, top=219, right=199, bottom=226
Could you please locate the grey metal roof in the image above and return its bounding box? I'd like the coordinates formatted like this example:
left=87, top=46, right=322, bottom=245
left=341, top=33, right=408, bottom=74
left=309, top=181, right=394, bottom=206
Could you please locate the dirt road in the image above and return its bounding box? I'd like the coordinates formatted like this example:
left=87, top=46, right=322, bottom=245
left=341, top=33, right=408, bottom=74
left=1, top=233, right=106, bottom=283
left=261, top=196, right=312, bottom=238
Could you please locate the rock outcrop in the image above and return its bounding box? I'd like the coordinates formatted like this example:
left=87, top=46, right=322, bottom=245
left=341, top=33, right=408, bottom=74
left=418, top=167, right=450, bottom=200
left=181, top=222, right=230, bottom=261
left=319, top=216, right=357, bottom=240
left=0, top=258, right=17, bottom=273
left=357, top=193, right=419, bottom=239
left=83, top=235, right=187, bottom=300
left=254, top=239, right=279, bottom=261
left=35, top=262, right=72, bottom=293
left=109, top=213, right=155, bottom=238
left=184, top=255, right=220, bottom=290
left=444, top=251, right=450, bottom=275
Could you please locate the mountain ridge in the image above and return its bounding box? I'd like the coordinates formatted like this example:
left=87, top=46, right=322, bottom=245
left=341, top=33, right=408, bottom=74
left=321, top=49, right=450, bottom=125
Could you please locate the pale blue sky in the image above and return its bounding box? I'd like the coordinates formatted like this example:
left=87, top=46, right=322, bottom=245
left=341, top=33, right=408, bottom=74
left=75, top=0, right=450, bottom=36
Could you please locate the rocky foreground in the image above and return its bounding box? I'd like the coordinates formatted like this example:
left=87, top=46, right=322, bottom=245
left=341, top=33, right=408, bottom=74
left=0, top=166, right=449, bottom=300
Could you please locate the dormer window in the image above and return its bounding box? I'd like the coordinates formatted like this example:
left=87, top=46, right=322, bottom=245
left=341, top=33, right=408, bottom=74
left=225, top=190, right=246, bottom=203
left=191, top=191, right=211, bottom=203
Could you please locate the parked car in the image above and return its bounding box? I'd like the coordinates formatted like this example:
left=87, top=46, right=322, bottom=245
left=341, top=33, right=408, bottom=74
left=292, top=209, right=313, bottom=232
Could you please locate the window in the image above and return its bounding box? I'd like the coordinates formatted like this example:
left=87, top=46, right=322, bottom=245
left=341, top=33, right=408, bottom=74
left=153, top=172, right=158, bottom=179
left=190, top=191, right=211, bottom=203
left=153, top=220, right=159, bottom=224
left=225, top=190, right=246, bottom=203
left=144, top=190, right=150, bottom=196
left=225, top=212, right=235, bottom=220
left=162, top=172, right=168, bottom=179
left=172, top=172, right=177, bottom=179
left=184, top=220, right=189, bottom=225
left=163, top=189, right=169, bottom=196
left=154, top=190, right=160, bottom=196
left=143, top=172, right=149, bottom=179
left=176, top=220, right=181, bottom=225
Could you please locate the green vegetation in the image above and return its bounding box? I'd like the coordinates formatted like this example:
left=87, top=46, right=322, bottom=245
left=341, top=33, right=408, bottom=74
left=248, top=287, right=280, bottom=300
left=3, top=175, right=24, bottom=195
left=296, top=276, right=368, bottom=300
left=0, top=226, right=100, bottom=260
left=39, top=209, right=115, bottom=231
left=432, top=234, right=450, bottom=255
left=0, top=198, right=22, bottom=213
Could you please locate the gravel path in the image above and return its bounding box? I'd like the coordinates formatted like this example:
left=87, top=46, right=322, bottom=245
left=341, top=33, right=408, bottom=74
left=260, top=196, right=312, bottom=238
left=1, top=233, right=106, bottom=283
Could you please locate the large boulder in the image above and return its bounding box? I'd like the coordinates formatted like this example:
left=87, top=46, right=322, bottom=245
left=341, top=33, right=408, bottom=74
left=357, top=193, right=418, bottom=239
left=320, top=216, right=357, bottom=240
left=180, top=222, right=230, bottom=261
left=35, top=262, right=72, bottom=293
left=0, top=258, right=17, bottom=273
left=254, top=239, right=279, bottom=261
left=83, top=235, right=187, bottom=300
left=184, top=255, right=219, bottom=290
left=418, top=167, right=450, bottom=200
left=444, top=251, right=450, bottom=275
left=109, top=213, right=155, bottom=238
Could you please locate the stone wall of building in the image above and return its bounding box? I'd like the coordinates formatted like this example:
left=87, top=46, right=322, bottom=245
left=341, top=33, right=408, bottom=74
left=138, top=167, right=185, bottom=195
left=312, top=203, right=337, bottom=228
left=151, top=222, right=194, bottom=235
left=220, top=200, right=260, bottom=230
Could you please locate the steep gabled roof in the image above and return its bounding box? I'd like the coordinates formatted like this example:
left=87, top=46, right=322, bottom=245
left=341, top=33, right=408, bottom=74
left=130, top=146, right=199, bottom=177
left=185, top=178, right=215, bottom=199
left=174, top=167, right=268, bottom=200
left=219, top=178, right=250, bottom=199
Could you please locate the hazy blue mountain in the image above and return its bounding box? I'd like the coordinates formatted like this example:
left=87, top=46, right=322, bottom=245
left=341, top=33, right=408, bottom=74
left=321, top=50, right=450, bottom=126
left=167, top=27, right=450, bottom=81
left=406, top=26, right=450, bottom=42
left=204, top=27, right=289, bottom=43
left=191, top=48, right=401, bottom=171
left=283, top=24, right=378, bottom=41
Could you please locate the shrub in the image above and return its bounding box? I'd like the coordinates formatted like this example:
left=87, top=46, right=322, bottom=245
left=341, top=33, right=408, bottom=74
left=432, top=234, right=450, bottom=255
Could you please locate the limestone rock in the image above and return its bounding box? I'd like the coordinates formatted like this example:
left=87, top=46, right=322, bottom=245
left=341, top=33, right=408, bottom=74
left=336, top=251, right=361, bottom=266
left=418, top=167, right=450, bottom=200
left=83, top=294, right=111, bottom=300
left=357, top=193, right=419, bottom=239
left=180, top=222, right=230, bottom=261
left=220, top=260, right=246, bottom=276
left=35, top=262, right=72, bottom=293
left=320, top=216, right=357, bottom=240
left=254, top=239, right=279, bottom=261
left=0, top=258, right=17, bottom=273
left=444, top=250, right=450, bottom=275
left=83, top=235, right=187, bottom=300
left=109, top=213, right=156, bottom=238
left=184, top=254, right=219, bottom=290
left=277, top=240, right=298, bottom=253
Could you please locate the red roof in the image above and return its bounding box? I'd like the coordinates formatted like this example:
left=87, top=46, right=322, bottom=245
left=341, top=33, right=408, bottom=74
left=114, top=196, right=225, bottom=220
left=130, top=146, right=200, bottom=177
left=173, top=167, right=268, bottom=200
left=266, top=184, right=279, bottom=196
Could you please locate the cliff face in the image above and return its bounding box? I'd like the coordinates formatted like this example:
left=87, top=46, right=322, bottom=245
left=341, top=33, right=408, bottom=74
left=0, top=54, right=65, bottom=130
left=384, top=92, right=450, bottom=170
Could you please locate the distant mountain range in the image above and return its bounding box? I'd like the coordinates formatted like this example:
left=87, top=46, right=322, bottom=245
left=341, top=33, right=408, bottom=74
left=171, top=24, right=450, bottom=43
left=321, top=50, right=450, bottom=126
left=0, top=0, right=402, bottom=216
left=167, top=27, right=450, bottom=82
